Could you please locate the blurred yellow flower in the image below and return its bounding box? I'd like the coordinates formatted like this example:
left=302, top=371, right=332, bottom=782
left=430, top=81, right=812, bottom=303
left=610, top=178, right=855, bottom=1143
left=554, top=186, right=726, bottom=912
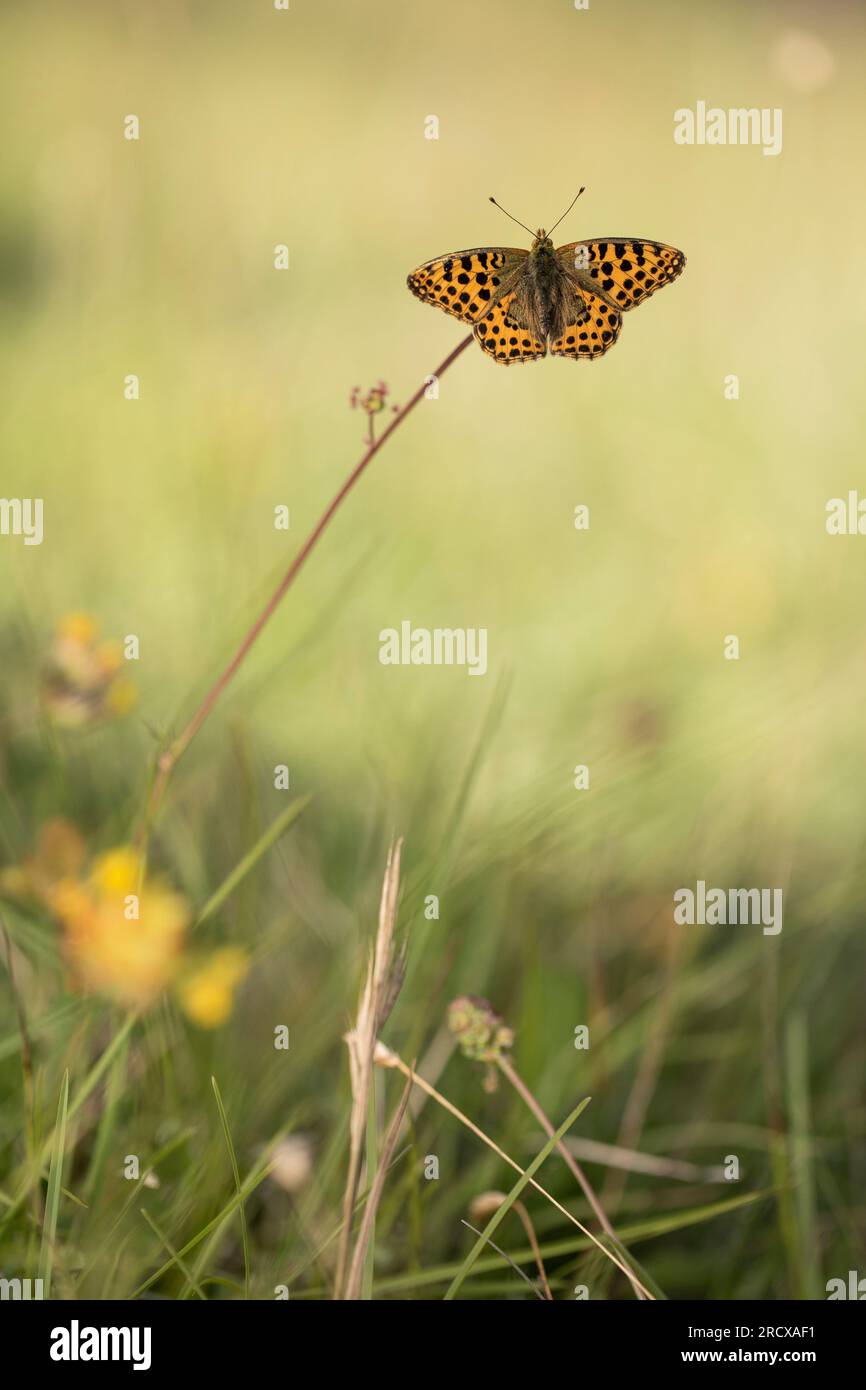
left=0, top=818, right=86, bottom=902
left=91, top=846, right=140, bottom=897
left=3, top=824, right=250, bottom=1027
left=42, top=612, right=137, bottom=727
left=57, top=613, right=98, bottom=644
left=176, top=947, right=250, bottom=1029
left=51, top=847, right=190, bottom=1009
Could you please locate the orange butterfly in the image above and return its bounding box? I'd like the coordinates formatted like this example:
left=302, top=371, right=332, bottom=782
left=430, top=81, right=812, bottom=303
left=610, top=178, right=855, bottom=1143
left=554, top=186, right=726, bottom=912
left=407, top=190, right=685, bottom=364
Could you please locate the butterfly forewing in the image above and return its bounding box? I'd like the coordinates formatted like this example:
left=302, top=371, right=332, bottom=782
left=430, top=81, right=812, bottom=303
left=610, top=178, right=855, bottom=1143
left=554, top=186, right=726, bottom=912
left=558, top=239, right=686, bottom=312
left=406, top=247, right=526, bottom=324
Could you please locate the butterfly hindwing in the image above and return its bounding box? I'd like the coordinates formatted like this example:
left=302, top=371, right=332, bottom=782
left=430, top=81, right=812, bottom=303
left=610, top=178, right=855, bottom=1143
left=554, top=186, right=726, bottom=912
left=474, top=291, right=546, bottom=364
left=558, top=239, right=686, bottom=312
left=549, top=289, right=622, bottom=360
left=407, top=247, right=526, bottom=324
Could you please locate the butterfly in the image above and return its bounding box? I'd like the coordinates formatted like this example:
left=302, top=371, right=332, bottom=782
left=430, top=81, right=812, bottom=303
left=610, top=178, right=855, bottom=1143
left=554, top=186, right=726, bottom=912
left=407, top=189, right=685, bottom=364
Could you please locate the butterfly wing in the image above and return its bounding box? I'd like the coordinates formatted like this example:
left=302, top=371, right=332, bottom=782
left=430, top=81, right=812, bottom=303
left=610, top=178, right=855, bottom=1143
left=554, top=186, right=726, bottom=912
left=407, top=247, right=527, bottom=324
left=557, top=239, right=686, bottom=312
left=474, top=291, right=547, bottom=364
left=548, top=289, right=622, bottom=360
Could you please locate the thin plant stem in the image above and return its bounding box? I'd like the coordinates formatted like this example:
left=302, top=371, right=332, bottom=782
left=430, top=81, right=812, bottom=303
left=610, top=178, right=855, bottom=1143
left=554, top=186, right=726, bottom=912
left=460, top=1220, right=547, bottom=1301
left=602, top=946, right=681, bottom=1214
left=510, top=1198, right=552, bottom=1299
left=374, top=1042, right=653, bottom=1297
left=0, top=912, right=39, bottom=1231
left=497, top=1054, right=646, bottom=1300
left=140, top=335, right=475, bottom=840
left=335, top=840, right=404, bottom=1299
left=343, top=1071, right=413, bottom=1300
left=0, top=913, right=34, bottom=1120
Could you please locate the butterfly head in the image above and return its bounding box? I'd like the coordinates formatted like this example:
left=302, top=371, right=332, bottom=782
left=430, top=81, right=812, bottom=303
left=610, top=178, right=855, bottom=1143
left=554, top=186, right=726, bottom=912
left=489, top=190, right=586, bottom=249
left=530, top=230, right=557, bottom=278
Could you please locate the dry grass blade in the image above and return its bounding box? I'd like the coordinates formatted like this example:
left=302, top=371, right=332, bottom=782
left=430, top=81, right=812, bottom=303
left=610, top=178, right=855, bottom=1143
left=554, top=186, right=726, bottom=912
left=469, top=1192, right=552, bottom=1299
left=444, top=1096, right=592, bottom=1300
left=375, top=1041, right=654, bottom=1298
left=344, top=1069, right=413, bottom=1300
left=498, top=1054, right=647, bottom=1299
left=334, top=837, right=405, bottom=1299
left=460, top=1220, right=547, bottom=1301
left=556, top=1135, right=726, bottom=1183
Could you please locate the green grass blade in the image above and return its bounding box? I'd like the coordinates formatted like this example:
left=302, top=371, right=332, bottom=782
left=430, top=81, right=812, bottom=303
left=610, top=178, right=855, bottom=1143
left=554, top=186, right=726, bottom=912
left=129, top=1151, right=273, bottom=1299
left=38, top=1068, right=69, bottom=1298
left=75, top=1127, right=197, bottom=1294
left=211, top=1076, right=250, bottom=1298
left=196, top=794, right=311, bottom=928
left=1, top=1010, right=138, bottom=1234
left=786, top=1011, right=819, bottom=1298
left=140, top=1206, right=208, bottom=1300
left=82, top=1028, right=129, bottom=1204
left=444, top=1095, right=591, bottom=1301
left=292, top=1187, right=774, bottom=1298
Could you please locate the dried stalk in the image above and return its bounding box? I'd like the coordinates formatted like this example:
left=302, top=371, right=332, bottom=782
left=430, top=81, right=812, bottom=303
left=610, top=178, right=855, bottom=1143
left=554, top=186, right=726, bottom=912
left=335, top=838, right=406, bottom=1298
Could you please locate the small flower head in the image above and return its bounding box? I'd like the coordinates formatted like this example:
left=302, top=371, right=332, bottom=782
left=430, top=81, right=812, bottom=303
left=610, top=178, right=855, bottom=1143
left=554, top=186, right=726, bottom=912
left=349, top=381, right=399, bottom=420
left=364, top=382, right=388, bottom=413
left=447, top=995, right=515, bottom=1064
left=42, top=613, right=137, bottom=726
left=270, top=1135, right=314, bottom=1194
left=468, top=1190, right=508, bottom=1224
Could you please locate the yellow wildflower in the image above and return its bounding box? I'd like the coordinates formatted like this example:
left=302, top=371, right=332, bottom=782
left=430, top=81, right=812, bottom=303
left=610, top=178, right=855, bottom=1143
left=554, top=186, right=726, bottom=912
left=50, top=846, right=190, bottom=1009
left=57, top=613, right=99, bottom=645
left=3, top=825, right=249, bottom=1026
left=177, top=948, right=250, bottom=1029
left=0, top=818, right=87, bottom=903
left=90, top=846, right=141, bottom=898
left=42, top=613, right=137, bottom=727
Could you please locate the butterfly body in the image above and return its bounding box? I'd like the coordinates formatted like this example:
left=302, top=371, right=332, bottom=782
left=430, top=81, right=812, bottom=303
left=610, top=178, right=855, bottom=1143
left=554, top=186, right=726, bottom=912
left=512, top=229, right=578, bottom=343
left=407, top=223, right=685, bottom=365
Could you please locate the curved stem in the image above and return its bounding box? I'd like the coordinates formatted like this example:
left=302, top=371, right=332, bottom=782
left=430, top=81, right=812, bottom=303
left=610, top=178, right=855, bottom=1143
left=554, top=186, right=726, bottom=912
left=139, top=334, right=474, bottom=840
left=497, top=1055, right=648, bottom=1300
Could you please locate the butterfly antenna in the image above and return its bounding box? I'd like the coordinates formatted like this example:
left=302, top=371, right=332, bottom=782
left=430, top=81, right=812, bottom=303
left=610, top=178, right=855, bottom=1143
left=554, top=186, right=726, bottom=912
left=488, top=196, right=536, bottom=238
left=548, top=187, right=586, bottom=237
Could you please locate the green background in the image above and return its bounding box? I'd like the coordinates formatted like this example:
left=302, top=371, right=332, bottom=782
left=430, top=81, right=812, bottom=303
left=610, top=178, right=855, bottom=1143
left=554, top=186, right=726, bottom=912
left=0, top=0, right=864, bottom=1299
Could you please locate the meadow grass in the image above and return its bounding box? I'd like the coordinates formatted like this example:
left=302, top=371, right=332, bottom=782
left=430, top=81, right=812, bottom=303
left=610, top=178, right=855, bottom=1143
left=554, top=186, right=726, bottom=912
left=1, top=0, right=865, bottom=1299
